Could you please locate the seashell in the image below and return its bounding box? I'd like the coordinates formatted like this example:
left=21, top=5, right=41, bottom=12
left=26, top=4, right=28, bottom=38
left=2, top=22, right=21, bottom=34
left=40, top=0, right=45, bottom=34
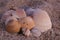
left=5, top=16, right=21, bottom=33
left=20, top=16, right=35, bottom=30
left=32, top=8, right=52, bottom=32
left=1, top=10, right=19, bottom=23
left=26, top=8, right=52, bottom=37
left=31, top=27, right=41, bottom=37
left=22, top=28, right=31, bottom=37
left=16, top=9, right=26, bottom=18
left=20, top=16, right=35, bottom=36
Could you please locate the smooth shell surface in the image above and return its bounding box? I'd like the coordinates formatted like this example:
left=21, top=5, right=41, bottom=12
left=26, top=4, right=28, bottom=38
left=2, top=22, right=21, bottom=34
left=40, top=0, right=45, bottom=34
left=32, top=9, right=52, bottom=32
left=6, top=17, right=21, bottom=33
left=26, top=8, right=52, bottom=37
left=31, top=27, right=41, bottom=37
left=20, top=17, right=35, bottom=30
left=16, top=9, right=26, bottom=18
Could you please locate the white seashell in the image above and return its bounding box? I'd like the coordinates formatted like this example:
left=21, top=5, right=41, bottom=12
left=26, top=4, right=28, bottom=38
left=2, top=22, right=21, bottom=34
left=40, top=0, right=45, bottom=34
left=26, top=8, right=52, bottom=37
left=31, top=27, right=41, bottom=37
left=33, top=9, right=52, bottom=32
left=22, top=28, right=31, bottom=37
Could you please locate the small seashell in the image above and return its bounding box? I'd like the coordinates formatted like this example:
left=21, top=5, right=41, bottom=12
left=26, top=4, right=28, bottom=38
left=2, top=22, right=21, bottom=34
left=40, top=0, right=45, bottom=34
left=31, top=27, right=41, bottom=37
left=16, top=9, right=27, bottom=18
left=5, top=16, right=21, bottom=33
left=20, top=16, right=35, bottom=36
left=20, top=16, right=35, bottom=30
